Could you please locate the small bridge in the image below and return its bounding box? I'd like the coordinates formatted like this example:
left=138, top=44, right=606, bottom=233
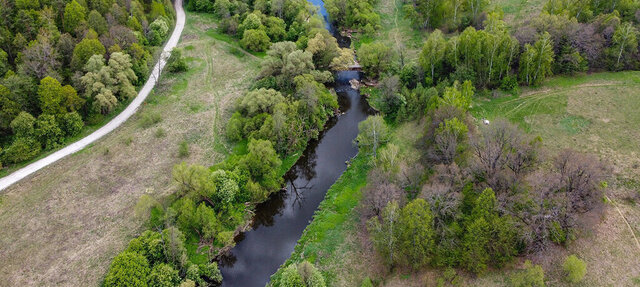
left=348, top=60, right=362, bottom=71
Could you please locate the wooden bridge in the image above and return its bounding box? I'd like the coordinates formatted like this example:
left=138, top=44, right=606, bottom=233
left=348, top=61, right=362, bottom=71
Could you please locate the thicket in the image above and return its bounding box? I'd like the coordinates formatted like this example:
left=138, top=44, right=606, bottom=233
left=0, top=0, right=175, bottom=168
left=347, top=0, right=614, bottom=280
left=107, top=0, right=355, bottom=284
left=348, top=0, right=640, bottom=91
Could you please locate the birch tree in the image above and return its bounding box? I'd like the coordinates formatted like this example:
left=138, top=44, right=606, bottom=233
left=610, top=22, right=637, bottom=69
left=355, top=115, right=390, bottom=158
left=419, top=29, right=447, bottom=80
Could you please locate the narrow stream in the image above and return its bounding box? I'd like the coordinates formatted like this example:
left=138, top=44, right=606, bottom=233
left=218, top=4, right=371, bottom=285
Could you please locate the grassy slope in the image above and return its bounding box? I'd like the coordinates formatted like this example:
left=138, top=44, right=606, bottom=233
left=0, top=12, right=259, bottom=286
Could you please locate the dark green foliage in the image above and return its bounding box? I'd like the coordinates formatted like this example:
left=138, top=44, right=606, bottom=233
left=104, top=251, right=150, bottom=287
left=358, top=42, right=394, bottom=79
left=325, top=0, right=380, bottom=33
left=241, top=29, right=271, bottom=52
left=1, top=137, right=41, bottom=164
left=59, top=112, right=84, bottom=137
left=126, top=231, right=165, bottom=266
left=396, top=199, right=436, bottom=269
left=71, top=37, right=106, bottom=71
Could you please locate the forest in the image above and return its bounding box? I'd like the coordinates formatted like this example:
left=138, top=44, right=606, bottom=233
left=0, top=0, right=176, bottom=168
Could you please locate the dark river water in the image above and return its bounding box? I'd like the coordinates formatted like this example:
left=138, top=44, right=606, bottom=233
left=218, top=4, right=371, bottom=284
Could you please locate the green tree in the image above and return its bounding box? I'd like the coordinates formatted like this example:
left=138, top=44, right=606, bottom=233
left=59, top=112, right=84, bottom=137
left=38, top=77, right=66, bottom=115
left=419, top=30, right=447, bottom=80
left=10, top=112, right=36, bottom=138
left=237, top=88, right=285, bottom=116
left=148, top=263, right=181, bottom=287
left=126, top=230, right=165, bottom=266
left=81, top=54, right=118, bottom=114
left=0, top=49, right=8, bottom=76
left=279, top=264, right=305, bottom=287
left=71, top=37, right=106, bottom=71
left=609, top=22, right=638, bottom=70
left=108, top=52, right=138, bottom=100
left=87, top=10, right=108, bottom=35
left=148, top=17, right=169, bottom=45
left=64, top=0, right=87, bottom=33
left=562, top=255, right=586, bottom=283
left=396, top=198, right=435, bottom=269
left=368, top=201, right=400, bottom=266
left=241, top=138, right=282, bottom=190
left=358, top=42, right=393, bottom=79
left=34, top=114, right=64, bottom=149
left=241, top=29, right=271, bottom=52
left=161, top=227, right=188, bottom=270
left=104, top=251, right=150, bottom=287
left=167, top=48, right=188, bottom=73
left=519, top=32, right=554, bottom=86
left=2, top=137, right=41, bottom=163
left=355, top=115, right=390, bottom=157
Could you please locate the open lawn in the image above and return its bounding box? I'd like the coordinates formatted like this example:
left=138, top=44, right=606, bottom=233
left=0, top=12, right=259, bottom=286
left=490, top=0, right=546, bottom=26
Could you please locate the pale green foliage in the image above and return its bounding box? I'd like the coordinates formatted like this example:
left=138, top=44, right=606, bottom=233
left=211, top=169, right=239, bottom=204
left=81, top=52, right=136, bottom=114
left=510, top=260, right=545, bottom=287
left=237, top=88, right=286, bottom=116
left=438, top=80, right=473, bottom=111
left=368, top=201, right=400, bottom=266
left=420, top=29, right=447, bottom=80
left=148, top=263, right=181, bottom=287
left=562, top=255, right=586, bottom=283
left=377, top=143, right=400, bottom=174
left=358, top=42, right=393, bottom=78
left=161, top=227, right=188, bottom=270
left=610, top=22, right=638, bottom=69
left=108, top=52, right=138, bottom=100
left=149, top=18, right=169, bottom=45
left=519, top=32, right=554, bottom=86
left=355, top=115, right=390, bottom=157
left=277, top=261, right=326, bottom=287
left=104, top=251, right=150, bottom=287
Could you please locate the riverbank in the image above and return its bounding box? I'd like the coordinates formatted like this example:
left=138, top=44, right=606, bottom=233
left=0, top=11, right=258, bottom=286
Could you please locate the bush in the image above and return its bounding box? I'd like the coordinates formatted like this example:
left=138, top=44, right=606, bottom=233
left=361, top=277, right=373, bottom=287
left=103, top=251, right=150, bottom=287
left=510, top=260, right=545, bottom=287
left=562, top=255, right=586, bottom=283
left=178, top=141, right=189, bottom=158
left=240, top=29, right=271, bottom=52
left=2, top=137, right=41, bottom=164
left=148, top=263, right=181, bottom=287
left=167, top=48, right=188, bottom=73
left=140, top=111, right=163, bottom=128
left=34, top=114, right=64, bottom=149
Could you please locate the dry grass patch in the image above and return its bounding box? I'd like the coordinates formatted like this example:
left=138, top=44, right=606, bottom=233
left=0, top=12, right=258, bottom=286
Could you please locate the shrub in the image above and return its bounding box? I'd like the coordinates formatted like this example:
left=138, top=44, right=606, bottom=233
left=199, top=262, right=222, bottom=284
left=510, top=260, right=545, bottom=287
left=240, top=29, right=271, bottom=52
left=103, top=251, right=150, bottom=287
left=155, top=128, right=166, bottom=138
left=167, top=48, right=188, bottom=73
left=562, top=255, right=586, bottom=283
left=148, top=263, right=181, bottom=287
left=140, top=111, right=163, bottom=128
left=35, top=114, right=64, bottom=149
left=361, top=277, right=373, bottom=287
left=178, top=141, right=189, bottom=158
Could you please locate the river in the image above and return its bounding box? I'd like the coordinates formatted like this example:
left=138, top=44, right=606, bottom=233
left=218, top=4, right=371, bottom=286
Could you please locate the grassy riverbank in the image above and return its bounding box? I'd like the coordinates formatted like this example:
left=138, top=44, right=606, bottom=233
left=0, top=12, right=259, bottom=286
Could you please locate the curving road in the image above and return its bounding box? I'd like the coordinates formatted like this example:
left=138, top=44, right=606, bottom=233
left=0, top=0, right=186, bottom=191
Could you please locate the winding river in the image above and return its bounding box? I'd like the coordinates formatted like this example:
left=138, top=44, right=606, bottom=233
left=218, top=3, right=371, bottom=285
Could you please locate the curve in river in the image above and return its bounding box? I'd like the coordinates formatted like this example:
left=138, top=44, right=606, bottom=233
left=0, top=0, right=186, bottom=191
left=219, top=5, right=371, bottom=285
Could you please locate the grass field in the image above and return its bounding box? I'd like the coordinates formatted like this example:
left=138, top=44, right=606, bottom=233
left=0, top=12, right=259, bottom=286
left=491, top=0, right=546, bottom=25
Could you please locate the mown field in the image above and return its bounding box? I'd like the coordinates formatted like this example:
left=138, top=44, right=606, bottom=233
left=0, top=12, right=259, bottom=286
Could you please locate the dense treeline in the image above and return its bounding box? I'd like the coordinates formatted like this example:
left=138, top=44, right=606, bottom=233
left=351, top=0, right=640, bottom=92
left=185, top=0, right=347, bottom=52
left=0, top=0, right=175, bottom=168
left=105, top=0, right=354, bottom=285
